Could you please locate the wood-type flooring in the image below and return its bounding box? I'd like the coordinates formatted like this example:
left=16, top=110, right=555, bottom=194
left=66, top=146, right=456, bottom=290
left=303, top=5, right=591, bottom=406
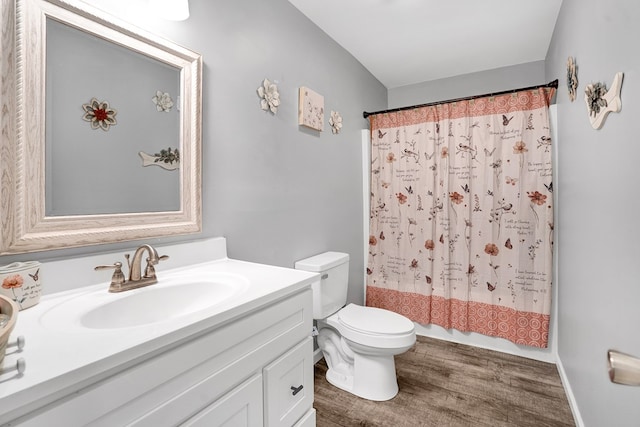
left=313, top=336, right=575, bottom=427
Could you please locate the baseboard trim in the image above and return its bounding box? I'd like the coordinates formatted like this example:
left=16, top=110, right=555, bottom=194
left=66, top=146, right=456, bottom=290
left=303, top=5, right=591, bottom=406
left=414, top=325, right=556, bottom=363
left=313, top=348, right=323, bottom=364
left=556, top=355, right=584, bottom=427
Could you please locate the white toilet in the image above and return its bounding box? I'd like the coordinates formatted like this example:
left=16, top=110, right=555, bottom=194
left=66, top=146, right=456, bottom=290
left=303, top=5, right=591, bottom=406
left=295, top=251, right=416, bottom=401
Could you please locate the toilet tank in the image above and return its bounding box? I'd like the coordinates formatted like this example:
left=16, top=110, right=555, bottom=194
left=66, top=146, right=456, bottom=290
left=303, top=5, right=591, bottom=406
left=295, top=252, right=349, bottom=319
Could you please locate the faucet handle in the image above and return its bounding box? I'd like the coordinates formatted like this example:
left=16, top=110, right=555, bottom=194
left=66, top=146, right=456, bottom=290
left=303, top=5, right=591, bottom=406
left=95, top=262, right=126, bottom=291
left=143, top=255, right=169, bottom=279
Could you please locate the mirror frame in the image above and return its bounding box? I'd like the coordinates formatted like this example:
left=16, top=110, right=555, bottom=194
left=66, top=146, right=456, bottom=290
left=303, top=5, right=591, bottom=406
left=0, top=0, right=202, bottom=255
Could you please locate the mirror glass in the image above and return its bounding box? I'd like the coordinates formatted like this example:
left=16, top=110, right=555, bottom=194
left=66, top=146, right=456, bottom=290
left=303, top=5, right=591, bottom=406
left=45, top=18, right=181, bottom=215
left=0, top=0, right=202, bottom=255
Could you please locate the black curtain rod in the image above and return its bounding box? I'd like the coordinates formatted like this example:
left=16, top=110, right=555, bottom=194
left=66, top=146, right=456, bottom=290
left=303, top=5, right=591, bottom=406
left=362, top=79, right=558, bottom=119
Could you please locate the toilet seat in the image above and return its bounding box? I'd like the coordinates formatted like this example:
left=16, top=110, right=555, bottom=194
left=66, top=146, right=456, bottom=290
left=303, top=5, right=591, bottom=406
left=323, top=304, right=416, bottom=350
left=338, top=304, right=414, bottom=335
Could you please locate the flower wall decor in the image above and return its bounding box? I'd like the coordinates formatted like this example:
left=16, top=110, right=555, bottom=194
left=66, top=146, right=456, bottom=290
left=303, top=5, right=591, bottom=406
left=139, top=147, right=180, bottom=171
left=82, top=98, right=117, bottom=131
left=257, top=78, right=280, bottom=114
left=329, top=110, right=342, bottom=134
left=585, top=82, right=607, bottom=115
left=584, top=72, right=623, bottom=129
left=298, top=86, right=324, bottom=131
left=152, top=90, right=174, bottom=112
left=566, top=56, right=578, bottom=102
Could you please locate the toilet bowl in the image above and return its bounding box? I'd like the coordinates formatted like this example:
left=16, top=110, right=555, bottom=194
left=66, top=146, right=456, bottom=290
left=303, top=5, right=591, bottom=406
left=318, top=303, right=415, bottom=400
left=295, top=252, right=416, bottom=401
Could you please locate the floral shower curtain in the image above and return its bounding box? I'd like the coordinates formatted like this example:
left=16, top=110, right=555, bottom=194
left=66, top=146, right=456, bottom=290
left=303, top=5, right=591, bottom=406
left=366, top=86, right=556, bottom=348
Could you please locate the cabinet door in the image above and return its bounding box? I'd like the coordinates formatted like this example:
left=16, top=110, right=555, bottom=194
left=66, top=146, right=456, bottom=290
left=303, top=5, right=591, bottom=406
left=181, top=374, right=263, bottom=427
left=263, top=337, right=314, bottom=427
left=293, top=409, right=316, bottom=427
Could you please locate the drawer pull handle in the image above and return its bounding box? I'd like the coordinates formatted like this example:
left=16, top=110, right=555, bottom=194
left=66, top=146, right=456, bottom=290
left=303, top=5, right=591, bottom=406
left=291, top=385, right=304, bottom=396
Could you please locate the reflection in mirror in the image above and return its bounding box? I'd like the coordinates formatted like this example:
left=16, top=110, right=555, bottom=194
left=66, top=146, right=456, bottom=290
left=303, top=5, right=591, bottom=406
left=0, top=0, right=202, bottom=254
left=45, top=18, right=181, bottom=215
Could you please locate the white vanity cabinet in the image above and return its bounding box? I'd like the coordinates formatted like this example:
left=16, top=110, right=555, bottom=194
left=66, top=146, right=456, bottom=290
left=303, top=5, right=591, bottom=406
left=181, top=337, right=315, bottom=427
left=5, top=288, right=315, bottom=427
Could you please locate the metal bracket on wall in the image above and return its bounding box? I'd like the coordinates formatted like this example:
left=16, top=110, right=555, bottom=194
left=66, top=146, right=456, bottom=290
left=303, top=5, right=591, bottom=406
left=608, top=349, right=640, bottom=385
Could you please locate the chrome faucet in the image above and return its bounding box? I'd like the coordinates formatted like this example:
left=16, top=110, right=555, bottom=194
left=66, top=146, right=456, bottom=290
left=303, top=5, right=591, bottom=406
left=95, top=244, right=169, bottom=292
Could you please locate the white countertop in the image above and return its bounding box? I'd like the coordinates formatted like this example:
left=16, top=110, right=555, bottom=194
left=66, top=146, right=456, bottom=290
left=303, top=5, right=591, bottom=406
left=0, top=257, right=318, bottom=424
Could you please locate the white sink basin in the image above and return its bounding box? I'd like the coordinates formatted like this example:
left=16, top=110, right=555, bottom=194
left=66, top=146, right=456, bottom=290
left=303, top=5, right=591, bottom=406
left=81, top=281, right=237, bottom=329
left=40, top=273, right=249, bottom=330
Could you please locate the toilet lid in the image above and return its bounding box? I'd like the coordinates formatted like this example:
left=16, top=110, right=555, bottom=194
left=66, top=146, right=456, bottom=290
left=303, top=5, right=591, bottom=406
left=338, top=304, right=414, bottom=335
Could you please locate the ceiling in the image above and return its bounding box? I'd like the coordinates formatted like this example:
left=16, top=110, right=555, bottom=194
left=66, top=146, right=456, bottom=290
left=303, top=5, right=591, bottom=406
left=288, top=0, right=563, bottom=89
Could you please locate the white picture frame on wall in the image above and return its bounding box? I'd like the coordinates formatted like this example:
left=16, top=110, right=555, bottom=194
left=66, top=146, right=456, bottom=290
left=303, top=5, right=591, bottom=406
left=298, top=86, right=324, bottom=131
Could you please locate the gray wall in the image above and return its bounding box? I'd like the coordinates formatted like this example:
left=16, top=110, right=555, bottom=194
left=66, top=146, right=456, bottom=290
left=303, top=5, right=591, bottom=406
left=546, top=0, right=640, bottom=425
left=1, top=0, right=387, bottom=307
left=142, top=0, right=387, bottom=306
left=388, top=61, right=546, bottom=109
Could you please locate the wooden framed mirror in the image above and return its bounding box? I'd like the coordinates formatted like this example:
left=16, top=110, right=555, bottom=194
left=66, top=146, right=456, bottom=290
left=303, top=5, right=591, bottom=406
left=0, top=0, right=202, bottom=254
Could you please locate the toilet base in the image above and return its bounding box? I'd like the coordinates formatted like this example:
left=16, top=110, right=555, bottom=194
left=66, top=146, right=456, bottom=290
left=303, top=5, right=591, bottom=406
left=318, top=327, right=401, bottom=401
left=325, top=352, right=399, bottom=401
